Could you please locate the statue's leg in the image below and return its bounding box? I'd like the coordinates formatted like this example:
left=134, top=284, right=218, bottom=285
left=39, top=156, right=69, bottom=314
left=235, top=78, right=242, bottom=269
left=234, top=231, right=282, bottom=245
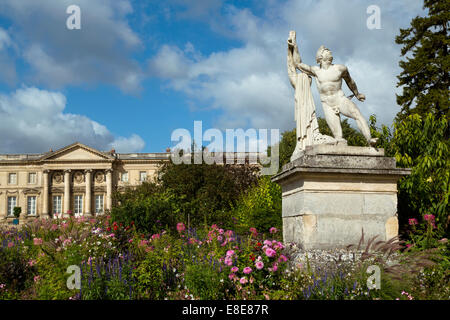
left=340, top=98, right=373, bottom=143
left=322, top=103, right=343, bottom=140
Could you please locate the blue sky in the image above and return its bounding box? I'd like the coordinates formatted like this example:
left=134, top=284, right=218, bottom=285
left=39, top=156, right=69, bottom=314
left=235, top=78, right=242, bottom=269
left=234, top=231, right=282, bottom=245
left=0, top=0, right=425, bottom=153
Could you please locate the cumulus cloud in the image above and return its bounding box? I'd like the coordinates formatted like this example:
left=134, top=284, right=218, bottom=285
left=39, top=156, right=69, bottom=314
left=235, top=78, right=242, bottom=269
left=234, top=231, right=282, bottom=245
left=0, top=87, right=145, bottom=153
left=0, top=0, right=143, bottom=93
left=149, top=0, right=424, bottom=131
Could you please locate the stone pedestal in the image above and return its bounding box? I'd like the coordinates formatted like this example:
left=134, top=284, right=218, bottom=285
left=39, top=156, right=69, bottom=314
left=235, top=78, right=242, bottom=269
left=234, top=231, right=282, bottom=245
left=271, top=145, right=410, bottom=250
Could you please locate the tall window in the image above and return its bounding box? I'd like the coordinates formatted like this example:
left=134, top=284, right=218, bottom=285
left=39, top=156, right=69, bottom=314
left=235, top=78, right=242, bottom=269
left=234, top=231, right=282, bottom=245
left=139, top=171, right=147, bottom=182
left=74, top=195, right=83, bottom=216
left=7, top=196, right=17, bottom=216
left=53, top=196, right=62, bottom=216
left=27, top=196, right=37, bottom=215
left=121, top=172, right=129, bottom=182
left=8, top=173, right=17, bottom=184
left=95, top=195, right=104, bottom=215
left=28, top=172, right=37, bottom=184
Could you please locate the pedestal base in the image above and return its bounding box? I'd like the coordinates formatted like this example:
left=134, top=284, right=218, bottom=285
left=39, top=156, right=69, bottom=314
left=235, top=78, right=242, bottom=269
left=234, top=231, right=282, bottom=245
left=272, top=145, right=410, bottom=250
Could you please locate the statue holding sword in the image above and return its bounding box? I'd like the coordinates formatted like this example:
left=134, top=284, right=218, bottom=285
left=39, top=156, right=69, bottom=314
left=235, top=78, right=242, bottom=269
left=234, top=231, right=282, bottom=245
left=287, top=30, right=378, bottom=154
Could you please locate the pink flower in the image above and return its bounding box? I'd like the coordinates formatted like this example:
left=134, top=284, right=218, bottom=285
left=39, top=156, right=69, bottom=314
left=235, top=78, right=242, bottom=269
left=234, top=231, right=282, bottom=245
left=265, top=247, right=277, bottom=258
left=176, top=222, right=186, bottom=233
left=269, top=227, right=278, bottom=234
left=226, top=250, right=235, bottom=257
left=424, top=214, right=435, bottom=222
left=28, top=259, right=36, bottom=267
left=51, top=224, right=58, bottom=231
left=224, top=257, right=233, bottom=266
left=217, top=235, right=223, bottom=241
left=211, top=224, right=218, bottom=230
left=224, top=230, right=234, bottom=238
left=33, top=238, right=43, bottom=246
left=239, top=277, right=248, bottom=285
left=219, top=228, right=224, bottom=234
left=33, top=275, right=40, bottom=283
left=7, top=242, right=14, bottom=248
left=408, top=218, right=418, bottom=226
left=243, top=267, right=252, bottom=274
left=278, top=254, right=288, bottom=263
left=263, top=240, right=272, bottom=246
left=228, top=273, right=236, bottom=280
left=249, top=227, right=257, bottom=235
left=151, top=234, right=160, bottom=240
left=406, top=244, right=412, bottom=248
left=255, top=261, right=264, bottom=270
left=128, top=239, right=133, bottom=243
left=268, top=263, right=278, bottom=272
left=231, top=266, right=239, bottom=273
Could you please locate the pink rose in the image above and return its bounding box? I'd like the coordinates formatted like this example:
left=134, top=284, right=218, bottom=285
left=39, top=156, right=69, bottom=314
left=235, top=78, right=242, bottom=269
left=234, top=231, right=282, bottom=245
left=243, top=267, right=252, bottom=274
left=231, top=266, right=239, bottom=273
left=239, top=277, right=248, bottom=285
left=255, top=261, right=264, bottom=270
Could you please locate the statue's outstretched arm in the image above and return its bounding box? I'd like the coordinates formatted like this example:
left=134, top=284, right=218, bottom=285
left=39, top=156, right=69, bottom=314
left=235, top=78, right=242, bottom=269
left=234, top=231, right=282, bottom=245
left=342, top=66, right=365, bottom=101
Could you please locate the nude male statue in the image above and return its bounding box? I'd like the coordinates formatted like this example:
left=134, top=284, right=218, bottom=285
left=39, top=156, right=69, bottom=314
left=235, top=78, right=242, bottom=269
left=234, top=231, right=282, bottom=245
left=287, top=34, right=378, bottom=147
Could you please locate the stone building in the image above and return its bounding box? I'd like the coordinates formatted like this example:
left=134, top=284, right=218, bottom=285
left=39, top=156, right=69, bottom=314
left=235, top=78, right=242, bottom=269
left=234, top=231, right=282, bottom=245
left=0, top=142, right=170, bottom=221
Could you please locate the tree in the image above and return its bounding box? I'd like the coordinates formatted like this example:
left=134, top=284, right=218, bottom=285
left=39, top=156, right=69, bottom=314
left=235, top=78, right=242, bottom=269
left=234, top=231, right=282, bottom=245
left=395, top=0, right=449, bottom=121
left=391, top=113, right=449, bottom=239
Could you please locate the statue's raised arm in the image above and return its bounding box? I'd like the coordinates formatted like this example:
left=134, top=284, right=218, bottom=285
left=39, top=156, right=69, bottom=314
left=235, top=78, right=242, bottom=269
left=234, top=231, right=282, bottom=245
left=287, top=31, right=315, bottom=78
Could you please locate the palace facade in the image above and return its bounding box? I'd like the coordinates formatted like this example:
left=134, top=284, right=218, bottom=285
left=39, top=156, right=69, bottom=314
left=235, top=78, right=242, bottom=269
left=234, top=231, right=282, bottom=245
left=0, top=142, right=170, bottom=221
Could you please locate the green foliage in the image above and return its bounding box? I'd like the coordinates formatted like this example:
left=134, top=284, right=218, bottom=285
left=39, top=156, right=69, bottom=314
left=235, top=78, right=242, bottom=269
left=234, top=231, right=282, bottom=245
left=184, top=263, right=227, bottom=300
left=232, top=176, right=282, bottom=235
left=111, top=184, right=182, bottom=235
left=0, top=245, right=34, bottom=295
left=13, top=207, right=21, bottom=218
left=395, top=0, right=449, bottom=120
left=391, top=113, right=449, bottom=238
left=157, top=162, right=258, bottom=229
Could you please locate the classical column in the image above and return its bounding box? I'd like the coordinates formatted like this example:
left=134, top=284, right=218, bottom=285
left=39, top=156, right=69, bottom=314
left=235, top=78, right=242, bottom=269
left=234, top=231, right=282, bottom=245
left=84, top=169, right=93, bottom=216
left=63, top=169, right=71, bottom=217
left=42, top=170, right=50, bottom=219
left=106, top=169, right=113, bottom=211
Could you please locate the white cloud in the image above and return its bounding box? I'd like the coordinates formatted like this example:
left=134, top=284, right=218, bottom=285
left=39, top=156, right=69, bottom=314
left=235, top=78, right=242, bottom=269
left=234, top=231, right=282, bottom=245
left=149, top=0, right=424, bottom=132
left=0, top=0, right=143, bottom=93
left=0, top=87, right=145, bottom=153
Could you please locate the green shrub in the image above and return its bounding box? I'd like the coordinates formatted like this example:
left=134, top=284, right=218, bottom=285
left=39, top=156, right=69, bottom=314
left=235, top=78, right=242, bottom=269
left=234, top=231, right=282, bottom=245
left=232, top=176, right=282, bottom=235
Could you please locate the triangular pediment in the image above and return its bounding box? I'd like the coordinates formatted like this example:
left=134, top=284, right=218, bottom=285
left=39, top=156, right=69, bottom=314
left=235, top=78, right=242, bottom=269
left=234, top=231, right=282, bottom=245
left=40, top=142, right=114, bottom=161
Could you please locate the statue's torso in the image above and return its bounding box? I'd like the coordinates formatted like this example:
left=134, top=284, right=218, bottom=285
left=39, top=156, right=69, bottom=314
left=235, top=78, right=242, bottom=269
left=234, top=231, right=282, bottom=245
left=313, top=64, right=345, bottom=99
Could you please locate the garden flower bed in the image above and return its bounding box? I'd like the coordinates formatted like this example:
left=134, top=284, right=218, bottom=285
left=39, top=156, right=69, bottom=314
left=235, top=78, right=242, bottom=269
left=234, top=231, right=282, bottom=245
left=0, top=216, right=448, bottom=300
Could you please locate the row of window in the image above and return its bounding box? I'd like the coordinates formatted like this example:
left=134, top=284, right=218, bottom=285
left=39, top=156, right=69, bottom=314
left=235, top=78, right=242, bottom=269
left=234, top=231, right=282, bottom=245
left=6, top=171, right=148, bottom=184
left=120, top=171, right=147, bottom=182
left=6, top=172, right=37, bottom=185
left=6, top=195, right=104, bottom=216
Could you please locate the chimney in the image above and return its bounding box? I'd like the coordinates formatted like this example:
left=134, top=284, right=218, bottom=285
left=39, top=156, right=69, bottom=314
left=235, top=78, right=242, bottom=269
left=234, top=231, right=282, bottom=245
left=166, top=147, right=171, bottom=152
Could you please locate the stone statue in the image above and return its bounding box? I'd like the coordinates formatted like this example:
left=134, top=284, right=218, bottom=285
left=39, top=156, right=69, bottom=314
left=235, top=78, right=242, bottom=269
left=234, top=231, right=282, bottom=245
left=287, top=31, right=378, bottom=161
left=287, top=31, right=336, bottom=161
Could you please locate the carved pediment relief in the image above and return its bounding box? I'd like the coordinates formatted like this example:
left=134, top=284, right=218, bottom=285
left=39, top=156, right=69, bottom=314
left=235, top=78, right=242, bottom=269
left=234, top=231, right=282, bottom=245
left=51, top=187, right=64, bottom=193
left=40, top=143, right=114, bottom=162
left=23, top=188, right=41, bottom=195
